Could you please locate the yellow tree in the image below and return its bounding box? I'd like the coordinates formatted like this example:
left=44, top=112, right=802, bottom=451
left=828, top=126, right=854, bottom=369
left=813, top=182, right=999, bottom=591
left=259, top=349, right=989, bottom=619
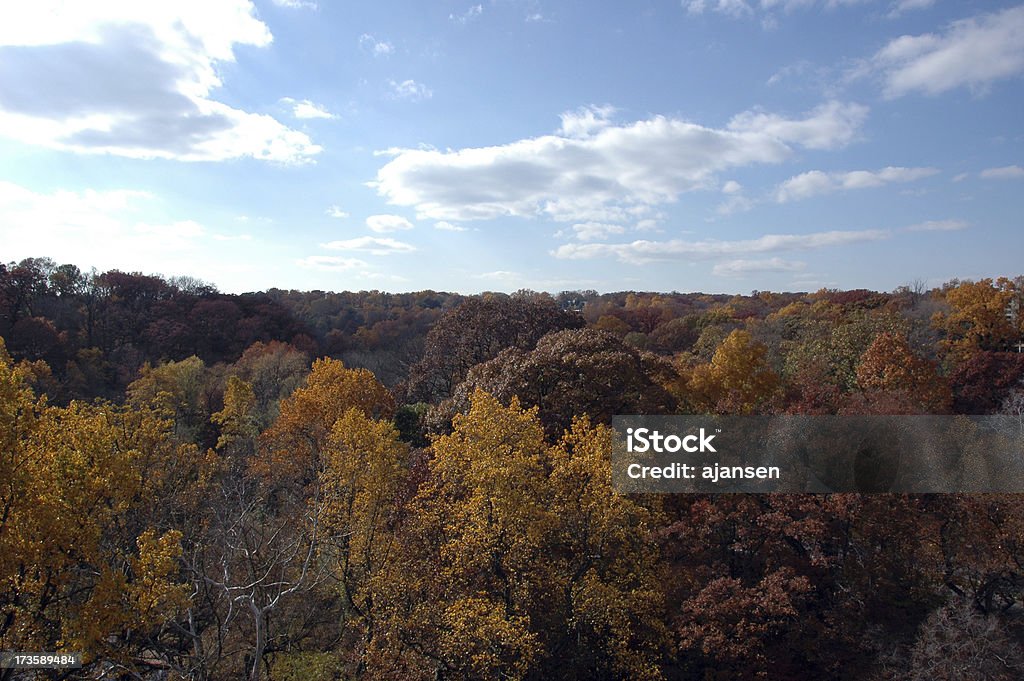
left=933, top=278, right=1021, bottom=358
left=545, top=418, right=667, bottom=680
left=201, top=360, right=395, bottom=679
left=0, top=339, right=198, bottom=669
left=127, top=355, right=210, bottom=442
left=686, top=329, right=780, bottom=414
left=376, top=389, right=549, bottom=679
left=258, top=358, right=394, bottom=483
left=317, top=409, right=409, bottom=668
left=373, top=391, right=666, bottom=679
left=212, top=375, right=260, bottom=454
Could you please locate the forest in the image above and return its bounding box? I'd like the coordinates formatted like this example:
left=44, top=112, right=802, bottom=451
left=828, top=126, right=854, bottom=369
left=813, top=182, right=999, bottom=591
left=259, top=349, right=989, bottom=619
left=3, top=255, right=1024, bottom=680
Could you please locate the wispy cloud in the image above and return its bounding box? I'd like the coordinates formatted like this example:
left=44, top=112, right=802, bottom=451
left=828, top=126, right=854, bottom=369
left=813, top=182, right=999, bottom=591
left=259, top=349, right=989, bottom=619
left=359, top=33, right=393, bottom=56
left=774, top=166, right=938, bottom=202
left=326, top=205, right=349, bottom=219
left=712, top=257, right=806, bottom=277
left=366, top=214, right=414, bottom=233
left=904, top=219, right=969, bottom=232
left=552, top=229, right=889, bottom=265
left=865, top=5, right=1024, bottom=98
left=980, top=165, right=1024, bottom=180
left=0, top=180, right=247, bottom=271
left=272, top=0, right=317, bottom=9
left=558, top=104, right=617, bottom=138
left=387, top=79, right=433, bottom=101
left=434, top=221, right=467, bottom=231
left=322, top=236, right=417, bottom=255
left=570, top=222, right=627, bottom=241
left=450, top=4, right=483, bottom=24
left=683, top=0, right=935, bottom=24
left=887, top=0, right=935, bottom=18
left=297, top=256, right=367, bottom=271
left=683, top=0, right=752, bottom=19
left=281, top=97, right=336, bottom=120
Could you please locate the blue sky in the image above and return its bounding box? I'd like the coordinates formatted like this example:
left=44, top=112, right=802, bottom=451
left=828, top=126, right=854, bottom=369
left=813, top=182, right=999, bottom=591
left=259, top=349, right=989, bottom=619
left=0, top=0, right=1021, bottom=294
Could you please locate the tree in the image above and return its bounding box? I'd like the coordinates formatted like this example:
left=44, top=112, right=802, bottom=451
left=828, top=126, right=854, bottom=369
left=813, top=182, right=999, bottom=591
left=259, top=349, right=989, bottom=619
left=544, top=417, right=667, bottom=679
left=853, top=332, right=951, bottom=413
left=212, top=376, right=260, bottom=454
left=877, top=598, right=1024, bottom=680
left=317, top=410, right=410, bottom=673
left=376, top=392, right=666, bottom=679
left=437, top=328, right=676, bottom=439
left=685, top=329, right=780, bottom=414
left=127, top=355, right=213, bottom=444
left=948, top=351, right=1024, bottom=414
left=933, top=278, right=1021, bottom=358
left=230, top=340, right=311, bottom=430
left=258, top=358, right=394, bottom=487
left=0, top=339, right=205, bottom=673
left=405, top=294, right=584, bottom=402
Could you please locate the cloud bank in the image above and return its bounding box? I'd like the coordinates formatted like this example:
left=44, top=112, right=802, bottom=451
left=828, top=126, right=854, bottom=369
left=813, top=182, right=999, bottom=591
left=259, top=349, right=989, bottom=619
left=372, top=101, right=868, bottom=223
left=0, top=1, right=320, bottom=162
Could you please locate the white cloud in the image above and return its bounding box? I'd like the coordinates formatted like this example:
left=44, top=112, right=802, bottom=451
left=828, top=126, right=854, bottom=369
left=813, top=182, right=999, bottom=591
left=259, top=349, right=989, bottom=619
left=297, top=256, right=368, bottom=271
left=372, top=100, right=867, bottom=223
left=272, top=0, right=317, bottom=8
left=905, top=219, right=969, bottom=232
left=571, top=222, right=626, bottom=241
left=281, top=97, right=336, bottom=120
left=0, top=1, right=320, bottom=163
left=727, top=100, right=868, bottom=150
left=776, top=171, right=834, bottom=202
left=774, top=166, right=938, bottom=202
left=477, top=270, right=519, bottom=281
left=712, top=257, right=806, bottom=277
left=387, top=79, right=433, bottom=101
left=359, top=33, right=393, bottom=56
left=980, top=165, right=1024, bottom=180
left=685, top=0, right=929, bottom=22
left=358, top=271, right=411, bottom=284
left=322, top=236, right=417, bottom=255
left=450, top=4, right=483, bottom=24
left=326, top=205, right=349, bottom=218
left=0, top=179, right=246, bottom=271
left=716, top=195, right=754, bottom=216
left=559, top=104, right=617, bottom=138
left=767, top=62, right=810, bottom=87
left=868, top=5, right=1024, bottom=98
left=434, top=221, right=467, bottom=231
left=683, top=0, right=753, bottom=18
left=366, top=214, right=414, bottom=232
left=552, top=229, right=889, bottom=265
left=951, top=172, right=969, bottom=183
left=715, top=180, right=753, bottom=214
left=887, top=0, right=935, bottom=17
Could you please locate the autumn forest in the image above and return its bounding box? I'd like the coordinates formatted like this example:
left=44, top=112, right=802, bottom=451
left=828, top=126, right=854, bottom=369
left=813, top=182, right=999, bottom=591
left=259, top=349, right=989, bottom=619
left=3, top=256, right=1024, bottom=680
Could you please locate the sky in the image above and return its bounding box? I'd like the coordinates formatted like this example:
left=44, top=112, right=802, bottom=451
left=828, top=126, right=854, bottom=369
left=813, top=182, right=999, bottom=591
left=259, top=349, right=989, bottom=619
left=0, top=0, right=1021, bottom=295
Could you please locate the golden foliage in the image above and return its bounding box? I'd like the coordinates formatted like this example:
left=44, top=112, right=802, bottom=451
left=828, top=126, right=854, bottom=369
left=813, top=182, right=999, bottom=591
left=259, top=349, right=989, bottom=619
left=933, top=278, right=1022, bottom=358
left=686, top=329, right=780, bottom=414
left=0, top=339, right=201, bottom=661
left=373, top=390, right=665, bottom=679
left=258, top=357, right=394, bottom=482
